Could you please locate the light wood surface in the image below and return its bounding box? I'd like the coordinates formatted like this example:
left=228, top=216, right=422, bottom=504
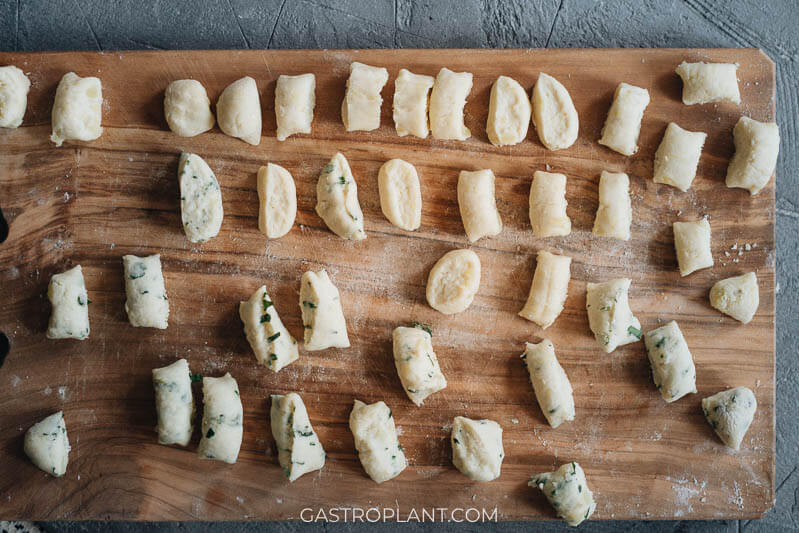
left=0, top=49, right=775, bottom=521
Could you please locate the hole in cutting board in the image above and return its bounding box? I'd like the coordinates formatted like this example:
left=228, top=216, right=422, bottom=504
left=0, top=332, right=8, bottom=368
left=0, top=207, right=8, bottom=243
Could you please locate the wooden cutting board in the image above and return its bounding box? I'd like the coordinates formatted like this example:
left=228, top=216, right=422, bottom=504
left=0, top=49, right=775, bottom=521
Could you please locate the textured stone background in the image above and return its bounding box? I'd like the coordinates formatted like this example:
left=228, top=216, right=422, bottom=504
left=1, top=0, right=797, bottom=531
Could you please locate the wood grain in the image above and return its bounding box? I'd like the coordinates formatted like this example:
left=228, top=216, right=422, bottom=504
left=0, top=49, right=775, bottom=521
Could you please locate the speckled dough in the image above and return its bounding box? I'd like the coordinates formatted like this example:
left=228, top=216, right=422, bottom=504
left=178, top=152, right=224, bottom=243
left=725, top=116, right=780, bottom=195
left=349, top=399, right=407, bottom=483
left=50, top=72, right=103, bottom=146
left=216, top=76, right=261, bottom=145
left=643, top=321, right=697, bottom=403
left=163, top=79, right=215, bottom=137
left=46, top=265, right=90, bottom=340
left=673, top=218, right=714, bottom=276
left=152, top=358, right=194, bottom=446
left=315, top=152, right=366, bottom=240
left=653, top=122, right=707, bottom=192
left=486, top=75, right=531, bottom=147
left=522, top=340, right=575, bottom=428
left=429, top=67, right=473, bottom=140
left=702, top=387, right=756, bottom=450
left=271, top=393, right=326, bottom=481
left=393, top=325, right=447, bottom=406
left=239, top=285, right=299, bottom=372
left=519, top=250, right=571, bottom=329
left=457, top=169, right=502, bottom=242
left=0, top=65, right=31, bottom=128
left=530, top=462, right=596, bottom=526
left=451, top=416, right=504, bottom=482
left=275, top=73, right=315, bottom=141
left=426, top=249, right=481, bottom=315
left=24, top=411, right=70, bottom=477
left=123, top=254, right=169, bottom=329
left=675, top=61, right=741, bottom=105
left=198, top=373, right=243, bottom=464
left=710, top=272, right=759, bottom=324
left=598, top=82, right=650, bottom=156
left=300, top=269, right=350, bottom=350
left=585, top=278, right=641, bottom=353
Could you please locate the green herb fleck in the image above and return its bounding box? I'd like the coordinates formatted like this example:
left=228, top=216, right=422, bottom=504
left=206, top=428, right=215, bottom=438
left=453, top=437, right=460, bottom=445
left=302, top=301, right=317, bottom=309
left=267, top=332, right=281, bottom=343
left=190, top=373, right=202, bottom=382
left=412, top=322, right=432, bottom=336
left=260, top=313, right=271, bottom=323
left=338, top=176, right=347, bottom=185
left=655, top=338, right=666, bottom=348
left=128, top=262, right=146, bottom=279
left=322, top=163, right=335, bottom=174
left=262, top=298, right=274, bottom=311
left=628, top=326, right=642, bottom=340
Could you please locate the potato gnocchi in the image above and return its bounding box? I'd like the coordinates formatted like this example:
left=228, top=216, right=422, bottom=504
left=426, top=249, right=481, bottom=315
left=726, top=116, right=780, bottom=195
left=378, top=159, right=422, bottom=232
left=216, top=76, right=261, bottom=146
left=653, top=122, right=707, bottom=192
left=152, top=358, right=194, bottom=446
left=457, top=169, right=502, bottom=242
left=592, top=171, right=632, bottom=241
left=0, top=65, right=30, bottom=128
left=702, top=387, right=756, bottom=450
left=529, top=171, right=571, bottom=238
left=530, top=462, right=596, bottom=527
left=643, top=321, right=697, bottom=403
left=315, top=152, right=366, bottom=240
left=532, top=72, right=578, bottom=151
left=198, top=373, right=243, bottom=464
left=164, top=79, right=215, bottom=137
left=50, top=72, right=103, bottom=146
left=271, top=392, right=326, bottom=481
left=392, top=69, right=434, bottom=138
left=342, top=62, right=388, bottom=132
left=451, top=416, right=504, bottom=482
left=24, top=411, right=70, bottom=477
left=522, top=340, right=575, bottom=428
left=349, top=399, right=407, bottom=483
left=429, top=67, right=473, bottom=140
left=675, top=61, right=741, bottom=105
left=673, top=218, right=713, bottom=277
left=486, top=75, right=531, bottom=147
left=275, top=73, right=315, bottom=141
left=257, top=163, right=297, bottom=239
left=519, top=250, right=571, bottom=329
left=598, top=82, right=649, bottom=156
left=178, top=152, right=224, bottom=243
left=585, top=278, right=641, bottom=353
left=392, top=325, right=447, bottom=406
left=239, top=285, right=299, bottom=372
left=46, top=265, right=90, bottom=340
left=300, top=269, right=350, bottom=350
left=710, top=272, right=759, bottom=324
left=123, top=254, right=169, bottom=329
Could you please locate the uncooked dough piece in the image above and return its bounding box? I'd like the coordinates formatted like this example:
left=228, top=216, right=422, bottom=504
left=257, top=163, right=297, bottom=238
left=178, top=152, right=224, bottom=243
left=163, top=79, right=215, bottom=137
left=378, top=159, right=422, bottom=231
left=0, top=65, right=30, bottom=128
left=519, top=250, right=571, bottom=329
left=725, top=116, right=780, bottom=195
left=216, top=76, right=261, bottom=146
left=239, top=285, right=299, bottom=372
left=349, top=400, right=408, bottom=483
left=451, top=416, right=504, bottom=482
left=341, top=62, right=388, bottom=132
left=643, top=321, right=697, bottom=403
left=522, top=340, right=575, bottom=428
left=598, top=82, right=650, bottom=156
left=531, top=72, right=578, bottom=151
left=271, top=392, right=326, bottom=481
left=46, top=265, right=90, bottom=340
left=486, top=75, right=531, bottom=147
left=458, top=169, right=503, bottom=242
left=585, top=278, right=641, bottom=353
left=530, top=462, right=596, bottom=527
left=673, top=219, right=713, bottom=277
left=300, top=270, right=350, bottom=350
left=24, top=411, right=70, bottom=477
left=529, top=171, right=571, bottom=237
left=50, top=72, right=103, bottom=146
left=702, top=387, right=757, bottom=450
left=426, top=249, right=481, bottom=315
left=198, top=373, right=243, bottom=464
left=392, top=69, right=434, bottom=138
left=675, top=61, right=741, bottom=105
left=123, top=254, right=169, bottom=329
left=710, top=272, right=759, bottom=324
left=152, top=358, right=194, bottom=446
left=429, top=67, right=473, bottom=140
left=592, top=171, right=632, bottom=241
left=393, top=325, right=447, bottom=406
left=653, top=122, right=707, bottom=192
left=275, top=73, right=315, bottom=141
left=315, top=152, right=366, bottom=240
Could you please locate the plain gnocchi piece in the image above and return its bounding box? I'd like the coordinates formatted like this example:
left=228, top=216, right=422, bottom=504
left=393, top=325, right=447, bottom=406
left=521, top=340, right=575, bottom=428
left=341, top=62, right=389, bottom=132
left=529, top=171, right=571, bottom=237
left=702, top=387, right=757, bottom=450
left=349, top=399, right=408, bottom=483
left=198, top=373, right=243, bottom=464
left=257, top=163, right=297, bottom=239
left=123, top=254, right=169, bottom=329
left=0, top=65, right=31, bottom=128
left=519, top=250, right=571, bottom=329
left=429, top=67, right=473, bottom=140
left=50, top=72, right=103, bottom=147
left=315, top=152, right=366, bottom=240
left=216, top=76, right=261, bottom=146
left=725, top=116, right=780, bottom=195
left=152, top=358, right=194, bottom=446
left=46, top=265, right=90, bottom=340
left=673, top=218, right=714, bottom=277
left=486, top=75, right=531, bottom=147
left=378, top=159, right=422, bottom=231
left=709, top=272, right=759, bottom=324
left=163, top=79, right=215, bottom=137
left=275, top=73, right=315, bottom=141
left=530, top=462, right=596, bottom=527
left=643, top=321, right=697, bottom=403
left=300, top=269, right=350, bottom=350
left=271, top=392, right=326, bottom=481
left=392, top=69, right=434, bottom=138
left=675, top=61, right=741, bottom=105
left=585, top=278, right=641, bottom=353
left=592, top=171, right=632, bottom=241
left=451, top=416, right=504, bottom=482
left=653, top=122, right=707, bottom=192
left=598, top=82, right=650, bottom=156
left=426, top=249, right=481, bottom=315
left=531, top=72, right=579, bottom=151
left=457, top=169, right=503, bottom=242
left=239, top=285, right=299, bottom=372
left=178, top=152, right=224, bottom=243
left=24, top=411, right=70, bottom=477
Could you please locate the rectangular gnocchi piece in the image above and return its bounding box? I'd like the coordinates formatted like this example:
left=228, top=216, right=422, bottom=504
left=349, top=399, right=407, bottom=483
left=164, top=79, right=215, bottom=137
left=50, top=72, right=102, bottom=146
left=0, top=65, right=30, bottom=128
left=529, top=171, right=571, bottom=237
left=451, top=416, right=503, bottom=482
left=198, top=373, right=243, bottom=464
left=392, top=69, right=434, bottom=138
left=46, top=265, right=90, bottom=340
left=673, top=218, right=713, bottom=276
left=521, top=340, right=575, bottom=428
left=592, top=171, right=632, bottom=241
left=378, top=159, right=422, bottom=232
left=653, top=123, right=707, bottom=192
left=519, top=250, right=571, bottom=329
left=486, top=75, right=531, bottom=147
left=530, top=462, right=596, bottom=526
left=532, top=72, right=578, bottom=151
left=271, top=393, right=326, bottom=481
left=457, top=169, right=502, bottom=242
left=315, top=152, right=366, bottom=240
left=341, top=62, right=388, bottom=132
left=725, top=116, right=780, bottom=195
left=123, top=254, right=169, bottom=329
left=239, top=285, right=299, bottom=372
left=710, top=271, right=759, bottom=324
left=585, top=278, right=641, bottom=353
left=392, top=325, right=447, bottom=406
left=178, top=152, right=224, bottom=243
left=275, top=73, right=315, bottom=141
left=300, top=269, right=350, bottom=350
left=598, top=82, right=650, bottom=156
left=643, top=321, right=697, bottom=403
left=152, top=358, right=194, bottom=446
left=257, top=163, right=297, bottom=239
left=675, top=61, right=741, bottom=105
left=429, top=67, right=473, bottom=140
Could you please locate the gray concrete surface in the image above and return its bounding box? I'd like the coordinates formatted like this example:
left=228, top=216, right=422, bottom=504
left=1, top=0, right=797, bottom=531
